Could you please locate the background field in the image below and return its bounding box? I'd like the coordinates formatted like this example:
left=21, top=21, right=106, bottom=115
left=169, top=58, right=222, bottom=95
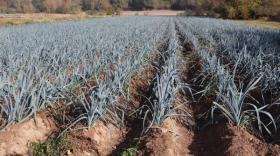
left=0, top=11, right=279, bottom=30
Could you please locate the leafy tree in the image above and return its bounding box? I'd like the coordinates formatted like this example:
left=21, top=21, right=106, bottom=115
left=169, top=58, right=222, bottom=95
left=81, top=0, right=94, bottom=10
left=0, top=0, right=278, bottom=20
left=32, top=0, right=46, bottom=12
left=111, top=0, right=129, bottom=9
left=128, top=0, right=144, bottom=10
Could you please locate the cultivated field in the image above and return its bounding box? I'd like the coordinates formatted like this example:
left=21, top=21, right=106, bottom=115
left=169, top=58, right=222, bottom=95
left=0, top=16, right=280, bottom=156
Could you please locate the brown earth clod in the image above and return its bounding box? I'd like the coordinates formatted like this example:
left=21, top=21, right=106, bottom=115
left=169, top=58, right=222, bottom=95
left=0, top=111, right=58, bottom=156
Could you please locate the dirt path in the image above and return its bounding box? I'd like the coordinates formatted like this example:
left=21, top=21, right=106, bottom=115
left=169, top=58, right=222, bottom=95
left=69, top=121, right=125, bottom=156
left=142, top=118, right=193, bottom=156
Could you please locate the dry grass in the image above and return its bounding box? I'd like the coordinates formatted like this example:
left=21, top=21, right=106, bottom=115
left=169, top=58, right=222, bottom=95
left=237, top=19, right=280, bottom=29
left=0, top=13, right=98, bottom=26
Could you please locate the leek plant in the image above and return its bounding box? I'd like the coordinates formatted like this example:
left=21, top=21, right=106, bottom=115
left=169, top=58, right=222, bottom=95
left=177, top=17, right=278, bottom=135
left=0, top=17, right=169, bottom=129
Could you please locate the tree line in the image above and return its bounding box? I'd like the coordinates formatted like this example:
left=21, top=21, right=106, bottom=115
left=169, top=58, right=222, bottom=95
left=0, top=0, right=279, bottom=19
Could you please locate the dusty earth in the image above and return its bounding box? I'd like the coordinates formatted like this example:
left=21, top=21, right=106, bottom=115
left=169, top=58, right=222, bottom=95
left=69, top=121, right=126, bottom=156
left=143, top=118, right=193, bottom=156
left=0, top=112, right=57, bottom=155
left=189, top=123, right=280, bottom=156
left=1, top=112, right=280, bottom=156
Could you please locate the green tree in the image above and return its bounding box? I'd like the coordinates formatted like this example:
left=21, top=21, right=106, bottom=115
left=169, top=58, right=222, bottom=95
left=111, top=0, right=129, bottom=9
left=128, top=0, right=144, bottom=10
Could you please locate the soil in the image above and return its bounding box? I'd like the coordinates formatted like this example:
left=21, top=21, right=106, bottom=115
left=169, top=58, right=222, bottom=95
left=69, top=121, right=126, bottom=156
left=142, top=118, right=193, bottom=156
left=140, top=120, right=280, bottom=156
left=0, top=111, right=57, bottom=156
left=189, top=123, right=280, bottom=156
left=0, top=110, right=126, bottom=156
left=128, top=63, right=157, bottom=108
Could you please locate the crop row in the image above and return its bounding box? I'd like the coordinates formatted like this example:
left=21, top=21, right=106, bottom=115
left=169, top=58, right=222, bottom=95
left=178, top=17, right=280, bottom=92
left=0, top=16, right=279, bottom=145
left=176, top=17, right=280, bottom=139
left=0, top=17, right=170, bottom=129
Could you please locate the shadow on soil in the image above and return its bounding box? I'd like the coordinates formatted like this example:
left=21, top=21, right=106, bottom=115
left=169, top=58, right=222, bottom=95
left=188, top=123, right=232, bottom=156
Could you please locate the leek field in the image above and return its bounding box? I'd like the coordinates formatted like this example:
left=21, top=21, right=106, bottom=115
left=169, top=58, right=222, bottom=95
left=0, top=17, right=280, bottom=156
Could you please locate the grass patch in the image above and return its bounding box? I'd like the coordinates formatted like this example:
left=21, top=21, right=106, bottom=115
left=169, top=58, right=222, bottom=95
left=30, top=134, right=75, bottom=156
left=6, top=21, right=16, bottom=25
left=143, top=53, right=150, bottom=64
left=121, top=147, right=138, bottom=156
left=237, top=19, right=280, bottom=29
